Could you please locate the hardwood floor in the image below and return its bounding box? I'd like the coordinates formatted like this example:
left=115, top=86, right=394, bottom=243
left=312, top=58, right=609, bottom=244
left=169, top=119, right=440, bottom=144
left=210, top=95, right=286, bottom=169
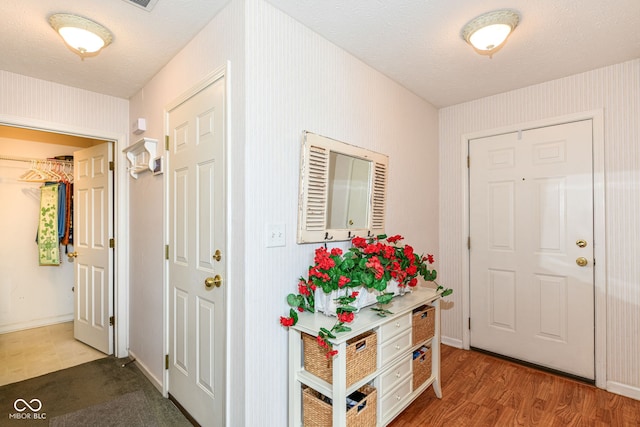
left=389, top=345, right=640, bottom=426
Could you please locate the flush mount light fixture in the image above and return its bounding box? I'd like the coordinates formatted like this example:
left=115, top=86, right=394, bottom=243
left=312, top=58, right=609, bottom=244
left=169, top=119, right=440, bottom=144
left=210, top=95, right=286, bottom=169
left=461, top=10, right=519, bottom=58
left=49, top=13, right=113, bottom=60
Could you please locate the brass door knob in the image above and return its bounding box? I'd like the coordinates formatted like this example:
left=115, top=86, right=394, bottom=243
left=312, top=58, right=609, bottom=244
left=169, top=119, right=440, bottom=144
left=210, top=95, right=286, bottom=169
left=213, top=250, right=222, bottom=262
left=576, top=257, right=588, bottom=267
left=576, top=239, right=587, bottom=248
left=68, top=252, right=78, bottom=258
left=205, top=275, right=222, bottom=289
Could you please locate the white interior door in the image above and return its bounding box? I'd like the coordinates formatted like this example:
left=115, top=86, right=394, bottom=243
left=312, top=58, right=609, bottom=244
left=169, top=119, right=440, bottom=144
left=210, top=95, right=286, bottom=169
left=168, top=76, right=226, bottom=426
left=469, top=120, right=594, bottom=379
left=73, top=142, right=113, bottom=354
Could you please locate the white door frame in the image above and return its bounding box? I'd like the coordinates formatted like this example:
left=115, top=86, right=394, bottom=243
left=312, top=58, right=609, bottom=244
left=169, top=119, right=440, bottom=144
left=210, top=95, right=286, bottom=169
left=460, top=110, right=605, bottom=388
left=0, top=114, right=130, bottom=358
left=162, top=63, right=231, bottom=422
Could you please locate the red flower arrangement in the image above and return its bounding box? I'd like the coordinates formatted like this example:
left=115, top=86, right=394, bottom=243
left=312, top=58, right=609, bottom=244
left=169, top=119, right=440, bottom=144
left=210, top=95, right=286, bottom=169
left=280, top=234, right=451, bottom=358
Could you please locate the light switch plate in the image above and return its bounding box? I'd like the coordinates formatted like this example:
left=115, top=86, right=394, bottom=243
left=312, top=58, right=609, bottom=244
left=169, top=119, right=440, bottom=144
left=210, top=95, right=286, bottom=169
left=266, top=223, right=285, bottom=247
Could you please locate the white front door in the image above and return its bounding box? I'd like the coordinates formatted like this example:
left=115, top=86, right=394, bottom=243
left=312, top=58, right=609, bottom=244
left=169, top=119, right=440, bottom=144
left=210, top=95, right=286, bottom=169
left=469, top=120, right=594, bottom=379
left=168, top=76, right=226, bottom=426
left=73, top=142, right=114, bottom=354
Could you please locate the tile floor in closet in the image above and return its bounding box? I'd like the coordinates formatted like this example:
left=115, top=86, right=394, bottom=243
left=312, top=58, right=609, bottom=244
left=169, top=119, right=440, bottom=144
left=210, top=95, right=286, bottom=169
left=0, top=321, right=105, bottom=386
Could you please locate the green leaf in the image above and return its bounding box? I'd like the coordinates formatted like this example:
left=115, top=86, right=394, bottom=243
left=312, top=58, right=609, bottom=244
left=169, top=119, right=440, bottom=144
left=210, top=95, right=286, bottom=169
left=287, top=293, right=300, bottom=307
left=376, top=293, right=394, bottom=305
left=289, top=308, right=298, bottom=324
left=319, top=327, right=336, bottom=339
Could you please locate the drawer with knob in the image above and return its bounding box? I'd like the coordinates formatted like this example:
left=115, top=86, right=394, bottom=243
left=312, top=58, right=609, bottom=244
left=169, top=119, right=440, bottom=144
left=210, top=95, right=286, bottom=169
left=380, top=328, right=412, bottom=366
left=378, top=312, right=411, bottom=343
left=379, top=354, right=412, bottom=395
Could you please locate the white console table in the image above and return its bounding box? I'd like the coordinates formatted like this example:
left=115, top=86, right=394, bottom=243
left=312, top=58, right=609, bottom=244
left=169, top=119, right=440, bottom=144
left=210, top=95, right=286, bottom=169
left=288, top=286, right=442, bottom=426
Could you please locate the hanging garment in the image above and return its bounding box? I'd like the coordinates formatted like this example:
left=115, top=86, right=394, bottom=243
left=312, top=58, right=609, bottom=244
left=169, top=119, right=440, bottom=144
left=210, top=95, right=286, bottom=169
left=38, top=184, right=60, bottom=265
left=61, top=182, right=72, bottom=245
left=57, top=182, right=66, bottom=240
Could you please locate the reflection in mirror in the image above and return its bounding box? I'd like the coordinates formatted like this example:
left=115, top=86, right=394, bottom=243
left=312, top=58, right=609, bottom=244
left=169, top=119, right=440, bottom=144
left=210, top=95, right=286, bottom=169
left=327, top=152, right=371, bottom=229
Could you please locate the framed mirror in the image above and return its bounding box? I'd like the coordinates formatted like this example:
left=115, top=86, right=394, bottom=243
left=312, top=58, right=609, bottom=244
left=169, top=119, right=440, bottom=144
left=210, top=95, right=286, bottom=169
left=297, top=131, right=388, bottom=243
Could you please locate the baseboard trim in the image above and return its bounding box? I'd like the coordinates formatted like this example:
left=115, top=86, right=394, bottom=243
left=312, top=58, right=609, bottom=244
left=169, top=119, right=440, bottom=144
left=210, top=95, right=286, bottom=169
left=0, top=314, right=74, bottom=334
left=128, top=350, right=163, bottom=393
left=441, top=335, right=463, bottom=349
left=607, top=380, right=640, bottom=401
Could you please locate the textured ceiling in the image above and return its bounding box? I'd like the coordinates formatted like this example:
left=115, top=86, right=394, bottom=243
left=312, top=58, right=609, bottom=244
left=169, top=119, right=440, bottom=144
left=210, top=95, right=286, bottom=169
left=267, top=0, right=640, bottom=107
left=0, top=0, right=229, bottom=99
left=0, top=1, right=638, bottom=106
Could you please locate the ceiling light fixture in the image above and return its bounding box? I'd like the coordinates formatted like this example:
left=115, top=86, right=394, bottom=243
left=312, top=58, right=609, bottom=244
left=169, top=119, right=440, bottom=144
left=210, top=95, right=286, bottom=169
left=461, top=10, right=519, bottom=58
left=49, top=13, right=113, bottom=60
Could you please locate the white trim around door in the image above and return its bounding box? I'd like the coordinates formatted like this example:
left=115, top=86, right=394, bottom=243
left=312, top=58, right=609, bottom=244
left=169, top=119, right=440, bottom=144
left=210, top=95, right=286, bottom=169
left=459, top=110, right=606, bottom=388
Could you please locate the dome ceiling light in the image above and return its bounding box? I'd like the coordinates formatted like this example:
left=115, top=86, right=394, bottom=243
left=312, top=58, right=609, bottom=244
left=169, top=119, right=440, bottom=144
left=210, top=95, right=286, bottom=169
left=461, top=10, right=520, bottom=58
left=49, top=13, right=113, bottom=60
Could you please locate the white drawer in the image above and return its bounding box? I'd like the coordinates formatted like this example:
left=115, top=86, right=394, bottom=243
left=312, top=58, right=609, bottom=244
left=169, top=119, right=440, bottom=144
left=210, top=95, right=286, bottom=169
left=380, top=329, right=412, bottom=366
left=379, top=354, right=412, bottom=394
left=378, top=313, right=411, bottom=342
left=380, top=376, right=412, bottom=417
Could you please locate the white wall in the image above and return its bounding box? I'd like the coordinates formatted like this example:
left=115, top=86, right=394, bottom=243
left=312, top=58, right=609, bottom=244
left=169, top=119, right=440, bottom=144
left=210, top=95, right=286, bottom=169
left=0, top=139, right=76, bottom=332
left=244, top=0, right=439, bottom=424
left=439, top=59, right=640, bottom=397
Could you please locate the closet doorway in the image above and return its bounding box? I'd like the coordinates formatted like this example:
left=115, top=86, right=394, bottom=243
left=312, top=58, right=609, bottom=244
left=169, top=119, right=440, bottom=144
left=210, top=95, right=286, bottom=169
left=0, top=125, right=116, bottom=385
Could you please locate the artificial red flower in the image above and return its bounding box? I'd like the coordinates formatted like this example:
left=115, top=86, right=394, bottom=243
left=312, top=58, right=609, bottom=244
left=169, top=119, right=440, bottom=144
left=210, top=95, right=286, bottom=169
left=351, top=291, right=359, bottom=298
left=404, top=245, right=414, bottom=259
left=427, top=254, right=435, bottom=264
left=337, top=312, right=355, bottom=323
left=352, top=236, right=367, bottom=248
left=338, top=276, right=351, bottom=288
left=387, top=235, right=403, bottom=244
left=298, top=282, right=310, bottom=296
left=366, top=256, right=384, bottom=279
left=364, top=243, right=381, bottom=254
left=317, top=336, right=328, bottom=348
left=330, top=247, right=343, bottom=256
left=381, top=244, right=395, bottom=259
left=298, top=306, right=305, bottom=312
left=408, top=277, right=418, bottom=287
left=280, top=316, right=295, bottom=327
left=326, top=349, right=338, bottom=359
left=406, top=264, right=418, bottom=276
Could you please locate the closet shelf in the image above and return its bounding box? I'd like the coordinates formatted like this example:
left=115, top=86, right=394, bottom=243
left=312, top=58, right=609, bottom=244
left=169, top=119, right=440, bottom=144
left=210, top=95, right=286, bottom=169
left=123, top=138, right=158, bottom=178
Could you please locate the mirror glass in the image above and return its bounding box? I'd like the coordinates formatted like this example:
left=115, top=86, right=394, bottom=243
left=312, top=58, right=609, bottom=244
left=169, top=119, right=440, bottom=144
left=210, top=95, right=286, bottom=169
left=327, top=152, right=371, bottom=229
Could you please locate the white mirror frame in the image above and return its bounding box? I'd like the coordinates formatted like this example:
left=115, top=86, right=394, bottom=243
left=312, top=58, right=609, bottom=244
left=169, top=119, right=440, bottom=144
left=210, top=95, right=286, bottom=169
left=297, top=131, right=388, bottom=244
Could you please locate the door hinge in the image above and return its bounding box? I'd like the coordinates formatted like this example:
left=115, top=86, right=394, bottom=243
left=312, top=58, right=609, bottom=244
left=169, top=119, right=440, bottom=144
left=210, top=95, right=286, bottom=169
left=109, top=316, right=115, bottom=326
left=467, top=156, right=470, bottom=168
left=109, top=238, right=115, bottom=248
left=467, top=236, right=471, bottom=250
left=165, top=245, right=169, bottom=260
left=165, top=135, right=169, bottom=151
left=165, top=354, right=169, bottom=370
left=109, top=161, right=115, bottom=171
left=468, top=318, right=471, bottom=330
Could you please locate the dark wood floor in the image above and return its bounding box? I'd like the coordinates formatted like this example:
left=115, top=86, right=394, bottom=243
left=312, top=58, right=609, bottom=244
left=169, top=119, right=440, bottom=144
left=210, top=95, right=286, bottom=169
left=389, top=345, right=640, bottom=426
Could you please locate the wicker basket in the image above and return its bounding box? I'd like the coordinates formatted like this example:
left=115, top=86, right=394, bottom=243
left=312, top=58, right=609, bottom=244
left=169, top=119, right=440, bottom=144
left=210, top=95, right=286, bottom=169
left=412, top=346, right=432, bottom=389
left=303, top=384, right=377, bottom=427
left=412, top=305, right=435, bottom=345
left=303, top=331, right=377, bottom=387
